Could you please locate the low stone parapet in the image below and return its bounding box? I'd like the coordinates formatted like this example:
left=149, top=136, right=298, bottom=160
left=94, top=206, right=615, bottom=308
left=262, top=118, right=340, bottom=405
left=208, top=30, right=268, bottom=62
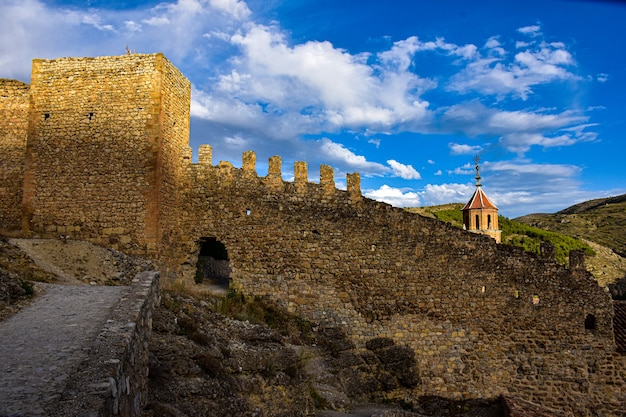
left=51, top=271, right=160, bottom=417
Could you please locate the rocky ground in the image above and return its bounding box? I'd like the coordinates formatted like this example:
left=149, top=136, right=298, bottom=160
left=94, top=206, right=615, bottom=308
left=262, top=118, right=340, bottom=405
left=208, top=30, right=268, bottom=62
left=0, top=237, right=55, bottom=321
left=144, top=286, right=504, bottom=417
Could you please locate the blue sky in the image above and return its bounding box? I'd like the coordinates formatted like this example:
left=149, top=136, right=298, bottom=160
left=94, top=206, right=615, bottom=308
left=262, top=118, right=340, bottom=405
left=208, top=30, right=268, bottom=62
left=2, top=0, right=625, bottom=217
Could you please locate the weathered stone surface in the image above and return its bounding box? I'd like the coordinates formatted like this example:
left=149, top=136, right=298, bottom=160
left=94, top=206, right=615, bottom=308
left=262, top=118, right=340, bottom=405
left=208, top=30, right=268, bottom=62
left=0, top=79, right=29, bottom=232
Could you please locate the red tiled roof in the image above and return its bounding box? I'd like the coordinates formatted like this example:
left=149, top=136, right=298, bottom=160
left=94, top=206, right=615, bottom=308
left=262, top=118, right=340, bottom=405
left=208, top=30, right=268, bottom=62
left=614, top=301, right=626, bottom=353
left=462, top=187, right=498, bottom=211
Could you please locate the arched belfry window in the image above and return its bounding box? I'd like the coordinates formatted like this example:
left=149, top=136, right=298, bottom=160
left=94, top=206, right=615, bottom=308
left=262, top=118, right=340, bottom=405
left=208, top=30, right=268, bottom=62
left=195, top=237, right=230, bottom=286
left=487, top=214, right=492, bottom=229
left=475, top=214, right=480, bottom=229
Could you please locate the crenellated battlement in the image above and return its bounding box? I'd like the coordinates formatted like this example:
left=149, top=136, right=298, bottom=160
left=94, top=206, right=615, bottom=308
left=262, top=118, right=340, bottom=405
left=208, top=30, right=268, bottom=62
left=187, top=144, right=362, bottom=201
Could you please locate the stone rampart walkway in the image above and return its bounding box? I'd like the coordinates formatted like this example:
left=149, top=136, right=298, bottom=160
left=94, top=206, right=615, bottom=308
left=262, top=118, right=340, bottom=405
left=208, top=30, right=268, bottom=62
left=0, top=283, right=127, bottom=417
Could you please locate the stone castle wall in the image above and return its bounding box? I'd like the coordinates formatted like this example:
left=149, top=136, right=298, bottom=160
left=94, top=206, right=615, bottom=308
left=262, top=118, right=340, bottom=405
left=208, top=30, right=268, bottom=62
left=21, top=54, right=190, bottom=255
left=0, top=79, right=29, bottom=232
left=0, top=54, right=624, bottom=415
left=171, top=150, right=624, bottom=415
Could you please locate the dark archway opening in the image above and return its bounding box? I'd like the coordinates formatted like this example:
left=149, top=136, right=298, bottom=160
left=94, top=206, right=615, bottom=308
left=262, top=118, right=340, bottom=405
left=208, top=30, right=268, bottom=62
left=195, top=237, right=231, bottom=287
left=584, top=313, right=596, bottom=330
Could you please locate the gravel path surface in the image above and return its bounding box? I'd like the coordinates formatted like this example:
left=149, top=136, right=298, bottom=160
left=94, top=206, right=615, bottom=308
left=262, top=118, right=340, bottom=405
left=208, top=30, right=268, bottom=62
left=0, top=283, right=127, bottom=417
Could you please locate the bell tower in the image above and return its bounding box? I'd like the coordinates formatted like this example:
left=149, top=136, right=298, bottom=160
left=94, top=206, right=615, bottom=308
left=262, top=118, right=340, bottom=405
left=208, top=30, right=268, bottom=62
left=462, top=156, right=501, bottom=243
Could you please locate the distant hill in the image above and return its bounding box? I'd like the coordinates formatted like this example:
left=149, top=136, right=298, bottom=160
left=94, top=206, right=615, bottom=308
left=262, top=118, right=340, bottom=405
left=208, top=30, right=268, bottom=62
left=408, top=196, right=626, bottom=286
left=514, top=194, right=626, bottom=286
left=515, top=194, right=626, bottom=257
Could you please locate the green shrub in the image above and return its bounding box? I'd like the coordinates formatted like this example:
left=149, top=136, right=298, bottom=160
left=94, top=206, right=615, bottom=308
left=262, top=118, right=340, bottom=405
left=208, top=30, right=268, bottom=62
left=309, top=386, right=328, bottom=409
left=433, top=209, right=463, bottom=227
left=499, top=216, right=594, bottom=264
left=195, top=257, right=206, bottom=284
left=216, top=289, right=315, bottom=343
left=217, top=289, right=265, bottom=324
left=20, top=280, right=34, bottom=296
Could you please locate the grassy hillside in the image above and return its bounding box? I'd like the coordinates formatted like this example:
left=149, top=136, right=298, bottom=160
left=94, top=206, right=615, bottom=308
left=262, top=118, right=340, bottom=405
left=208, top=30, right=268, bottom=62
left=514, top=194, right=626, bottom=286
left=407, top=203, right=626, bottom=286
left=515, top=194, right=626, bottom=258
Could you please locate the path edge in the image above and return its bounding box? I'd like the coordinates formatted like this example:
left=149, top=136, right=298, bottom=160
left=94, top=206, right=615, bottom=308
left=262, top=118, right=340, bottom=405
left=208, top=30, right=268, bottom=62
left=50, top=270, right=160, bottom=417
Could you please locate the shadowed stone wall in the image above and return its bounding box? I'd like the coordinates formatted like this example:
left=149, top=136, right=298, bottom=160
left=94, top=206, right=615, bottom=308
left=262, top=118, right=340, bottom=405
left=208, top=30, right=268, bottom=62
left=0, top=80, right=29, bottom=232
left=169, top=150, right=625, bottom=416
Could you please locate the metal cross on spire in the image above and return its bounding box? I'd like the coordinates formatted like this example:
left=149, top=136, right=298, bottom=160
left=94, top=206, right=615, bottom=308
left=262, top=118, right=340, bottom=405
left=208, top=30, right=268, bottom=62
left=474, top=155, right=482, bottom=187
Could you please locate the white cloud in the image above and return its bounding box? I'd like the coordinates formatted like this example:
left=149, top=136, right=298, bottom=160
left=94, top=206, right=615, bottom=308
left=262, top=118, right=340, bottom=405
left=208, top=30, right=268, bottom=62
left=387, top=160, right=421, bottom=179
left=449, top=142, right=482, bottom=155
left=80, top=13, right=115, bottom=31
left=224, top=134, right=249, bottom=148
left=487, top=160, right=581, bottom=178
left=368, top=138, right=381, bottom=147
left=365, top=185, right=421, bottom=207
left=209, top=0, right=251, bottom=20
left=124, top=20, right=142, bottom=32
left=517, top=25, right=541, bottom=36
left=597, top=73, right=609, bottom=83
left=440, top=102, right=591, bottom=155
left=225, top=24, right=433, bottom=133
left=485, top=36, right=501, bottom=49
left=142, top=16, right=170, bottom=26
left=499, top=132, right=577, bottom=154
left=378, top=35, right=478, bottom=64
left=318, top=138, right=388, bottom=174
left=419, top=183, right=474, bottom=205
left=484, top=36, right=505, bottom=56
left=448, top=30, right=578, bottom=100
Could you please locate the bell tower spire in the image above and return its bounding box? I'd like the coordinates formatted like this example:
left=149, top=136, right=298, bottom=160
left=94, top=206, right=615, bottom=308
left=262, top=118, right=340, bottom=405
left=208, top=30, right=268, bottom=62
left=462, top=156, right=501, bottom=243
left=474, top=155, right=482, bottom=187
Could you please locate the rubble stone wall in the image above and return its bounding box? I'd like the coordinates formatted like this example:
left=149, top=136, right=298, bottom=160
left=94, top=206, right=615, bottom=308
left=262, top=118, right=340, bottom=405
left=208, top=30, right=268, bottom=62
left=173, top=152, right=625, bottom=416
left=0, top=80, right=30, bottom=232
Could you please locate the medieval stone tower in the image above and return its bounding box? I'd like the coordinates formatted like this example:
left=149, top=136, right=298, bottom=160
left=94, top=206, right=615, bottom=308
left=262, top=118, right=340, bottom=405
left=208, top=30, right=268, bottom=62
left=462, top=157, right=501, bottom=243
left=20, top=54, right=191, bottom=255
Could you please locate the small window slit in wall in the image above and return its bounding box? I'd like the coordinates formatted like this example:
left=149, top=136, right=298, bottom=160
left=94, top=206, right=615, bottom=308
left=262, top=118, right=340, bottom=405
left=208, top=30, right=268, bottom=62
left=87, top=112, right=94, bottom=120
left=246, top=208, right=251, bottom=216
left=585, top=314, right=596, bottom=330
left=43, top=113, right=50, bottom=120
